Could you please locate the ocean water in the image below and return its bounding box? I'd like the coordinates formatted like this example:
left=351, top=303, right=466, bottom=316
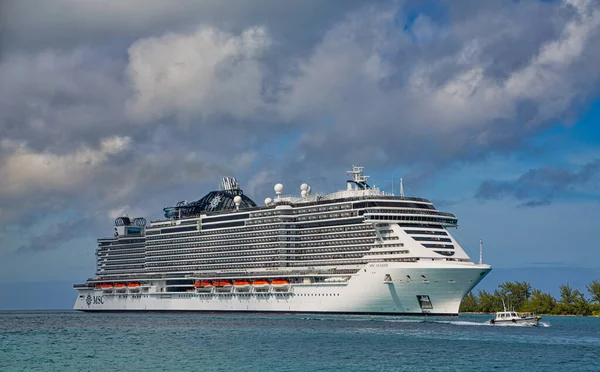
left=1, top=312, right=599, bottom=372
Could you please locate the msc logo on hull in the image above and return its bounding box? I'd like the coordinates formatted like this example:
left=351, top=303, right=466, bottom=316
left=85, top=294, right=104, bottom=307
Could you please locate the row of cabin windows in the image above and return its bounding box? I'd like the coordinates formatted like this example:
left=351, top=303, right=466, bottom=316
left=404, top=230, right=448, bottom=236
left=98, top=256, right=145, bottom=263
left=97, top=253, right=146, bottom=260
left=145, top=252, right=376, bottom=267
left=97, top=243, right=145, bottom=250
left=145, top=224, right=372, bottom=247
left=101, top=241, right=408, bottom=265
left=141, top=258, right=383, bottom=272
left=147, top=245, right=378, bottom=263
left=412, top=237, right=452, bottom=243
left=147, top=224, right=289, bottom=241
left=297, top=238, right=375, bottom=248
left=147, top=243, right=281, bottom=256
left=98, top=239, right=145, bottom=246
left=145, top=243, right=380, bottom=259
left=295, top=212, right=356, bottom=222
left=151, top=236, right=280, bottom=249
left=246, top=211, right=358, bottom=226
left=146, top=227, right=374, bottom=249
left=251, top=203, right=351, bottom=218
left=422, top=243, right=455, bottom=249
left=297, top=231, right=375, bottom=241
left=149, top=256, right=415, bottom=272
left=147, top=217, right=366, bottom=242
left=97, top=247, right=145, bottom=254
left=97, top=267, right=361, bottom=281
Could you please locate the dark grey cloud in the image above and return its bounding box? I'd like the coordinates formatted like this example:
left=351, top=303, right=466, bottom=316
left=475, top=159, right=600, bottom=206
left=0, top=0, right=378, bottom=56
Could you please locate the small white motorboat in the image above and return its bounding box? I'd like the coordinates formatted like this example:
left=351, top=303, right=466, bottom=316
left=489, top=310, right=541, bottom=326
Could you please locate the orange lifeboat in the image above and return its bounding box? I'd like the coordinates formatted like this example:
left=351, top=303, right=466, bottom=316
left=234, top=280, right=251, bottom=292
left=252, top=280, right=270, bottom=290
left=271, top=279, right=290, bottom=290
left=95, top=283, right=102, bottom=289
left=213, top=280, right=233, bottom=291
left=196, top=280, right=214, bottom=292
left=128, top=282, right=140, bottom=288
left=101, top=283, right=113, bottom=289
left=213, top=280, right=232, bottom=287
left=114, top=283, right=126, bottom=289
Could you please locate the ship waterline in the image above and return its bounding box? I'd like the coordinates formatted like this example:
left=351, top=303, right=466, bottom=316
left=74, top=166, right=491, bottom=315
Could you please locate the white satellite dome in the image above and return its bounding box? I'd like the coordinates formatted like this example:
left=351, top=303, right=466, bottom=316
left=300, top=183, right=309, bottom=191
left=301, top=190, right=307, bottom=197
left=264, top=197, right=273, bottom=205
left=274, top=183, right=284, bottom=194
left=233, top=195, right=242, bottom=204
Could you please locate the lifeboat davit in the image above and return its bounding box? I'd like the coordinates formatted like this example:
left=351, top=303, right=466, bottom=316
left=271, top=279, right=290, bottom=290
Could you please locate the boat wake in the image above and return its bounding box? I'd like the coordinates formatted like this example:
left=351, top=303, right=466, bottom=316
left=431, top=320, right=489, bottom=326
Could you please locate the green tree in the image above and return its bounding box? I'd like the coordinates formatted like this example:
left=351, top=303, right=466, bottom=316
left=498, top=281, right=532, bottom=311
left=477, top=290, right=501, bottom=313
left=554, top=284, right=591, bottom=315
left=586, top=280, right=600, bottom=304
left=460, top=292, right=478, bottom=313
left=520, top=289, right=556, bottom=314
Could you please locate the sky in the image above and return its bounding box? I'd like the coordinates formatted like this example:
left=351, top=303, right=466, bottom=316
left=0, top=0, right=599, bottom=310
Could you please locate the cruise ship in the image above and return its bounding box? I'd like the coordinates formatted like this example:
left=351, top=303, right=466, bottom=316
left=74, top=166, right=491, bottom=315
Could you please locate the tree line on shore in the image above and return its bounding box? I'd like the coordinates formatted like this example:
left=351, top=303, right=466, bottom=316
left=460, top=280, right=600, bottom=316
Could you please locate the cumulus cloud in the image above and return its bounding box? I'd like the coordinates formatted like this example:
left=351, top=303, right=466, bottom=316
left=0, top=48, right=128, bottom=153
left=0, top=136, right=131, bottom=197
left=126, top=26, right=271, bottom=123
left=475, top=159, right=600, bottom=206
left=278, top=0, right=600, bottom=174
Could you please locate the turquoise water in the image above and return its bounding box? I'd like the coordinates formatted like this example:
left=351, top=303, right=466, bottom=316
left=1, top=312, right=599, bottom=371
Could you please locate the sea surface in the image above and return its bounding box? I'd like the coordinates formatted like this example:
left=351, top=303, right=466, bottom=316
left=1, top=311, right=599, bottom=372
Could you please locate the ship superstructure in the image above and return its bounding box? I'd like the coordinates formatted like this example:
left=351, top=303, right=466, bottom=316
left=74, top=166, right=491, bottom=315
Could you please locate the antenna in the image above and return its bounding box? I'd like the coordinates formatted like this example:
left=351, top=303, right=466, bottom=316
left=400, top=178, right=405, bottom=198
left=479, top=239, right=483, bottom=265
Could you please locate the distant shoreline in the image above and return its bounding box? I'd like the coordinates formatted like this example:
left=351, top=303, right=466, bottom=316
left=461, top=312, right=600, bottom=317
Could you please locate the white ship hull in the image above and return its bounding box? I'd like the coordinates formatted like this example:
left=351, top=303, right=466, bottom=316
left=74, top=262, right=490, bottom=315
